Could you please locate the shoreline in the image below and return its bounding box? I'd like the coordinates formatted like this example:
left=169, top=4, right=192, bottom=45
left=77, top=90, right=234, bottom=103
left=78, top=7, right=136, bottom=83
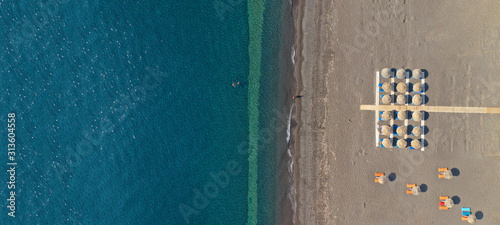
left=290, top=0, right=305, bottom=224
left=294, top=0, right=333, bottom=224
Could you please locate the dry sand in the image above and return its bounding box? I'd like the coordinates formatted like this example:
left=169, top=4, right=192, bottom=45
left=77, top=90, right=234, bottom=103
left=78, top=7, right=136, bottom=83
left=296, top=0, right=500, bottom=224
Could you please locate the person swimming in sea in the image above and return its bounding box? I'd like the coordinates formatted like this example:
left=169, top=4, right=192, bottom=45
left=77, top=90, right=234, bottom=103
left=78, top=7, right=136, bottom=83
left=232, top=81, right=240, bottom=87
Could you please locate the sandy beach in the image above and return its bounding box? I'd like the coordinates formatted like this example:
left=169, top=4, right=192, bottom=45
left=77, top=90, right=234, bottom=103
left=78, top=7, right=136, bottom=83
left=295, top=0, right=500, bottom=224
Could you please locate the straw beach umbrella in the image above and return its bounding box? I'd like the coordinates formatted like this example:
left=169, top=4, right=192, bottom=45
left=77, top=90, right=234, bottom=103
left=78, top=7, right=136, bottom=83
left=397, top=139, right=407, bottom=148
left=411, top=186, right=420, bottom=195
left=411, top=139, right=421, bottom=149
left=396, top=68, right=406, bottom=79
left=444, top=198, right=454, bottom=208
left=397, top=82, right=407, bottom=93
left=412, top=69, right=422, bottom=79
left=381, top=68, right=392, bottom=78
left=382, top=95, right=392, bottom=104
left=413, top=82, right=423, bottom=93
left=382, top=138, right=392, bottom=148
left=378, top=175, right=388, bottom=184
left=413, top=95, right=423, bottom=105
left=382, top=82, right=392, bottom=92
left=381, top=125, right=392, bottom=136
left=412, top=111, right=422, bottom=121
left=412, top=126, right=422, bottom=136
left=382, top=111, right=392, bottom=121
left=397, top=126, right=407, bottom=136
left=397, top=95, right=406, bottom=104
left=398, top=110, right=407, bottom=120
left=468, top=214, right=477, bottom=224
left=443, top=170, right=453, bottom=179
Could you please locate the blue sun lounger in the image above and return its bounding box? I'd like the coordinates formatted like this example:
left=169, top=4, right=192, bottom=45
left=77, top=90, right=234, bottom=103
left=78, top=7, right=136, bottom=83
left=409, top=144, right=418, bottom=150
left=461, top=208, right=471, bottom=216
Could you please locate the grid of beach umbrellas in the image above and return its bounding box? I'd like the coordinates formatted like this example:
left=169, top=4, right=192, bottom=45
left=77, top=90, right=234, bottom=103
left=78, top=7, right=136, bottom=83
left=376, top=68, right=428, bottom=150
left=378, top=68, right=426, bottom=105
left=377, top=111, right=426, bottom=149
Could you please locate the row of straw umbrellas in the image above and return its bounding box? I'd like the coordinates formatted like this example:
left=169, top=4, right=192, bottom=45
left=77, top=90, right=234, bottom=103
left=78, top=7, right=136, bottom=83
left=381, top=110, right=423, bottom=121
left=381, top=138, right=421, bottom=149
left=381, top=82, right=424, bottom=93
left=381, top=94, right=423, bottom=105
left=381, top=68, right=423, bottom=79
left=380, top=125, right=422, bottom=136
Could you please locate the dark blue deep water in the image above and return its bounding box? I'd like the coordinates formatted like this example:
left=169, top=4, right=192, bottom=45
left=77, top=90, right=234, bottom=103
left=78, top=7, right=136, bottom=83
left=0, top=0, right=293, bottom=224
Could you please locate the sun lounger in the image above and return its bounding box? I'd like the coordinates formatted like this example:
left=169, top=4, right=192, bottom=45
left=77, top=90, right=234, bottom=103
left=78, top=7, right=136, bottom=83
left=374, top=173, right=385, bottom=183
left=462, top=216, right=468, bottom=221
left=461, top=207, right=471, bottom=216
left=438, top=168, right=448, bottom=172
left=439, top=206, right=449, bottom=210
left=406, top=184, right=416, bottom=194
left=439, top=196, right=448, bottom=200
left=438, top=168, right=448, bottom=178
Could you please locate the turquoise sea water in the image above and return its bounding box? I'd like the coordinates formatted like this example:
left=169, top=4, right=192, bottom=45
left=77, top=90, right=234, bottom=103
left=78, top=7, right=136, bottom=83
left=0, top=0, right=293, bottom=224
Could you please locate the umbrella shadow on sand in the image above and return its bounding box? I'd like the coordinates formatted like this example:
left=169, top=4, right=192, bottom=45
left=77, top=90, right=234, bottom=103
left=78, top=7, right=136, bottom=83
left=422, top=126, right=429, bottom=135
left=419, top=184, right=428, bottom=193
left=388, top=173, right=396, bottom=182
left=452, top=196, right=461, bottom=204
left=421, top=69, right=429, bottom=79
left=423, top=83, right=429, bottom=92
left=475, top=211, right=484, bottom=220
left=451, top=168, right=460, bottom=176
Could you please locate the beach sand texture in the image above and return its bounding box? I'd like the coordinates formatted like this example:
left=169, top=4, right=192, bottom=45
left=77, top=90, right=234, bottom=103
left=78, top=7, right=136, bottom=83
left=297, top=0, right=500, bottom=224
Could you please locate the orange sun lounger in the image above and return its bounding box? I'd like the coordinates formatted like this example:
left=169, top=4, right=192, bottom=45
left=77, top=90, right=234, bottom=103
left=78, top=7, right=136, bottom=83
left=439, top=196, right=450, bottom=210
left=374, top=173, right=385, bottom=182
left=406, top=184, right=416, bottom=194
left=439, top=196, right=449, bottom=210
left=438, top=168, right=448, bottom=178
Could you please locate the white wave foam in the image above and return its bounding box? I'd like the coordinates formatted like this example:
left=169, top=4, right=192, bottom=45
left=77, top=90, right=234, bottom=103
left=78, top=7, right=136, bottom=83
left=285, top=105, right=297, bottom=224
left=286, top=105, right=293, bottom=144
